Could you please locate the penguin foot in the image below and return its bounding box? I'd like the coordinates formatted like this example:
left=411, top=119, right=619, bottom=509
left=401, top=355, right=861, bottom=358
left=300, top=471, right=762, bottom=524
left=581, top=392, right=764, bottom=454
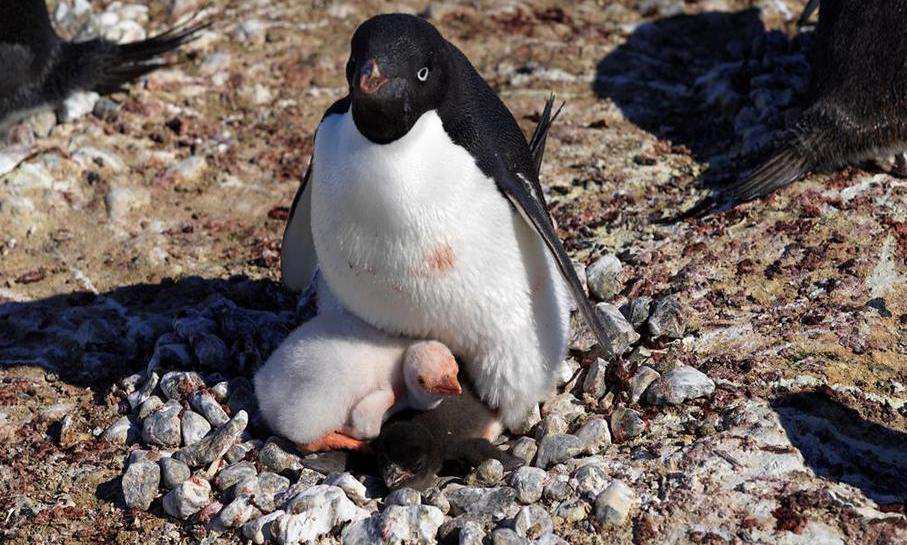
left=299, top=432, right=367, bottom=453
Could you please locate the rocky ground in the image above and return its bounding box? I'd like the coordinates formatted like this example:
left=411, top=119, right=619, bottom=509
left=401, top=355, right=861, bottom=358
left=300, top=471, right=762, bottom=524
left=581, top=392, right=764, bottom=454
left=1, top=0, right=905, bottom=544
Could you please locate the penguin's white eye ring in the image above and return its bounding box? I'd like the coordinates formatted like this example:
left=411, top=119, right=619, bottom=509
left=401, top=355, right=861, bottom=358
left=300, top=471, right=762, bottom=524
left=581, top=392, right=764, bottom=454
left=417, top=67, right=429, bottom=82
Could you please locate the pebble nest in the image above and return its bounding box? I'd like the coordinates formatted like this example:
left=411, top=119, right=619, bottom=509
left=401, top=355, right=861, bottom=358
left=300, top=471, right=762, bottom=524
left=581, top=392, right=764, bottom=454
left=107, top=254, right=711, bottom=545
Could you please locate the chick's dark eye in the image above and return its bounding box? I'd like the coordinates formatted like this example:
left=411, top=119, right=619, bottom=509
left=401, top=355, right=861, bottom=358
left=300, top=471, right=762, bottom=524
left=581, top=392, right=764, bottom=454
left=417, top=67, right=429, bottom=82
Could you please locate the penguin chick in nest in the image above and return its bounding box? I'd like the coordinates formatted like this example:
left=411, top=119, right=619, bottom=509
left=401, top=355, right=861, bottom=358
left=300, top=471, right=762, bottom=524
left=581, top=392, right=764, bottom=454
left=255, top=303, right=461, bottom=453
left=372, top=376, right=524, bottom=491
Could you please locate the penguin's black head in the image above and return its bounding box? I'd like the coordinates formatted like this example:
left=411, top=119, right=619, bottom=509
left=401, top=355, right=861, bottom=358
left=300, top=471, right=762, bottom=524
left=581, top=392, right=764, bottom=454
left=373, top=420, right=440, bottom=491
left=346, top=14, right=450, bottom=144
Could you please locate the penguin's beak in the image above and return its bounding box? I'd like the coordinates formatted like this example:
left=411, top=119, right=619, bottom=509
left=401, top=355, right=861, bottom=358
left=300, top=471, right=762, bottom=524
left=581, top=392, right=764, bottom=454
left=358, top=59, right=388, bottom=95
left=382, top=463, right=413, bottom=490
left=426, top=373, right=462, bottom=396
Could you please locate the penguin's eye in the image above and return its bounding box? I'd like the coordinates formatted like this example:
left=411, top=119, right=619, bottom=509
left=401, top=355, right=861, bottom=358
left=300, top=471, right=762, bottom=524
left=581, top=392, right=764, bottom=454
left=416, top=67, right=429, bottom=82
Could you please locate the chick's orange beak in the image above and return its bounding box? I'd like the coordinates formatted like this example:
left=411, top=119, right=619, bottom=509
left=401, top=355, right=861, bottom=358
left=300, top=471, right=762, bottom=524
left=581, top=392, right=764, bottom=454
left=426, top=372, right=462, bottom=396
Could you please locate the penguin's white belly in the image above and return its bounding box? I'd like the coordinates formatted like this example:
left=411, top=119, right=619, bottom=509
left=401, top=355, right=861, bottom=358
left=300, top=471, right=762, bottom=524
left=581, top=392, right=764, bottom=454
left=310, top=110, right=570, bottom=426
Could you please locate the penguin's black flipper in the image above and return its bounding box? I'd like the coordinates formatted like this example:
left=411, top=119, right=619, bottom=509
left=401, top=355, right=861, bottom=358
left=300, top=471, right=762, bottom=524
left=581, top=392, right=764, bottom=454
left=797, top=0, right=821, bottom=28
left=718, top=147, right=809, bottom=205
left=523, top=95, right=564, bottom=212
left=528, top=95, right=564, bottom=179
left=492, top=159, right=613, bottom=355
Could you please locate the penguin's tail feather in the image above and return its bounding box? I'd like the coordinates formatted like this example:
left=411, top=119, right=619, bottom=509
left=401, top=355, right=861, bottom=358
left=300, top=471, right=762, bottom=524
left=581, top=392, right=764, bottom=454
left=528, top=94, right=564, bottom=178
left=71, top=19, right=209, bottom=94
left=718, top=147, right=809, bottom=206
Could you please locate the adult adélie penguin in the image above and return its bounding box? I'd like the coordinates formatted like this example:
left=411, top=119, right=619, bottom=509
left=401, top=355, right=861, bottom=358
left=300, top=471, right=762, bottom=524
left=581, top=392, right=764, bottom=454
left=280, top=13, right=609, bottom=431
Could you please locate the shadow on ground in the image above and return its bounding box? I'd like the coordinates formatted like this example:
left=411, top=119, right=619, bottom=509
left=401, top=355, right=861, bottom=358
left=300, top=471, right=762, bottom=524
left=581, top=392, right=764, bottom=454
left=773, top=390, right=907, bottom=507
left=594, top=8, right=812, bottom=188
left=0, top=275, right=302, bottom=401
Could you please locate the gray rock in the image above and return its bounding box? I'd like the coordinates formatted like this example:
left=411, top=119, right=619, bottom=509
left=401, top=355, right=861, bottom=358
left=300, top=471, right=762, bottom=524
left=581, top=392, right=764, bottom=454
left=251, top=472, right=290, bottom=512
left=159, top=457, right=191, bottom=489
left=621, top=296, right=653, bottom=327
left=541, top=393, right=585, bottom=423
left=127, top=372, right=158, bottom=410
left=141, top=400, right=182, bottom=448
left=193, top=333, right=229, bottom=368
left=595, top=303, right=641, bottom=358
left=188, top=390, right=229, bottom=427
left=181, top=410, right=210, bottom=446
left=242, top=510, right=284, bottom=545
left=458, top=521, right=486, bottom=545
left=121, top=460, right=160, bottom=510
left=476, top=459, right=504, bottom=484
left=423, top=487, right=450, bottom=514
left=644, top=366, right=716, bottom=405
left=103, top=416, right=133, bottom=444
left=235, top=19, right=267, bottom=45
left=159, top=371, right=205, bottom=401
left=225, top=440, right=259, bottom=464
left=58, top=91, right=99, bottom=123
left=509, top=437, right=538, bottom=465
left=572, top=465, right=608, bottom=499
left=343, top=504, right=443, bottom=545
left=582, top=358, right=609, bottom=400
left=510, top=466, right=547, bottom=504
left=447, top=486, right=518, bottom=521
left=172, top=410, right=247, bottom=468
left=535, top=434, right=584, bottom=469
left=535, top=414, right=567, bottom=441
left=492, top=528, right=531, bottom=545
left=630, top=366, right=661, bottom=404
left=324, top=472, right=368, bottom=506
left=610, top=408, right=645, bottom=442
left=210, top=381, right=229, bottom=402
left=162, top=476, right=211, bottom=519
left=575, top=417, right=612, bottom=455
left=169, top=156, right=207, bottom=184
left=259, top=439, right=303, bottom=473
left=215, top=461, right=257, bottom=491
left=556, top=358, right=580, bottom=388
left=278, top=485, right=368, bottom=543
left=385, top=487, right=421, bottom=507
left=543, top=474, right=571, bottom=501
left=215, top=496, right=262, bottom=529
left=586, top=254, right=623, bottom=300
left=594, top=479, right=636, bottom=526
left=554, top=498, right=590, bottom=523
left=513, top=504, right=553, bottom=539
left=92, top=97, right=119, bottom=121
left=536, top=532, right=570, bottom=545
left=646, top=295, right=685, bottom=340
left=137, top=395, right=163, bottom=420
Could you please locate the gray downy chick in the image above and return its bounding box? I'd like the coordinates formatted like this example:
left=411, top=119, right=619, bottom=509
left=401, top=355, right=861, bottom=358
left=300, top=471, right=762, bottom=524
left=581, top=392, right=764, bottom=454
left=372, top=374, right=524, bottom=492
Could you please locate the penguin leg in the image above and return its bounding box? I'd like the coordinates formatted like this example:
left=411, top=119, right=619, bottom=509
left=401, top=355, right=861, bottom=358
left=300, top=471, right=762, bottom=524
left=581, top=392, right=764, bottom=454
left=346, top=389, right=396, bottom=440
left=892, top=153, right=907, bottom=178
left=298, top=431, right=367, bottom=453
